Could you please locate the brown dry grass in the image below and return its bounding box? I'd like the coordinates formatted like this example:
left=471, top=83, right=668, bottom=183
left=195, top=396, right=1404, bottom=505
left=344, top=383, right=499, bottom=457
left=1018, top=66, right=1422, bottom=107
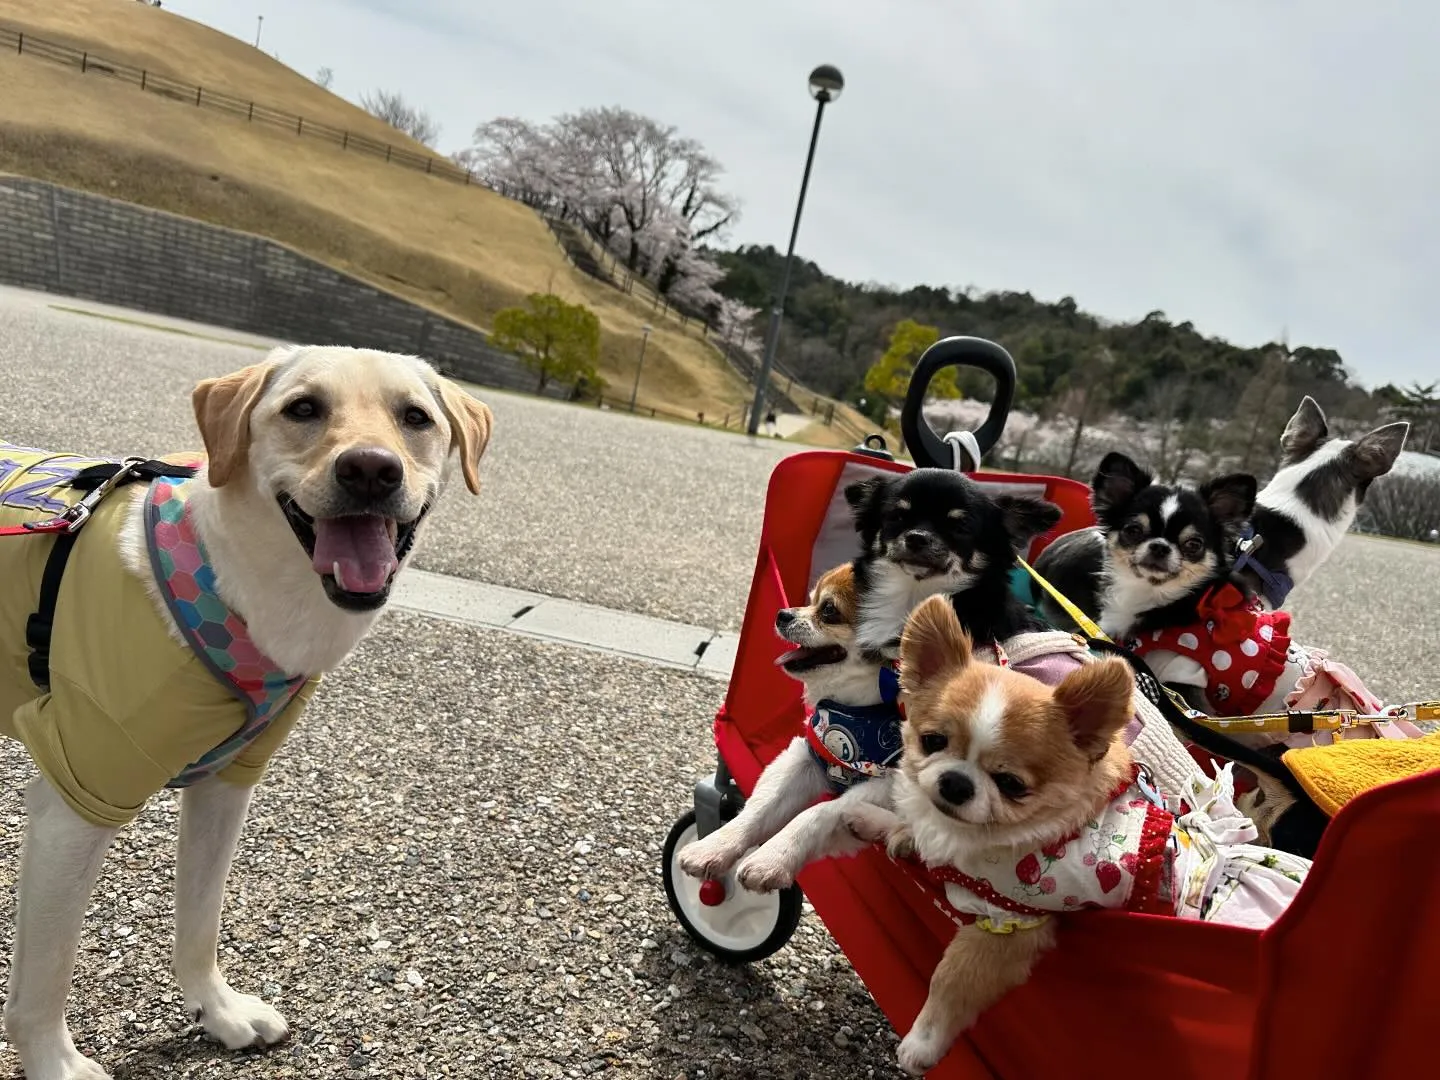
left=0, top=0, right=756, bottom=418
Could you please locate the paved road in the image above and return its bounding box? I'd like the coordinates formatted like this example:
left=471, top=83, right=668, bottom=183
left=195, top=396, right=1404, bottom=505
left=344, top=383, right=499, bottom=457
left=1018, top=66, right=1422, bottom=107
left=0, top=287, right=800, bottom=633
left=0, top=286, right=1437, bottom=1080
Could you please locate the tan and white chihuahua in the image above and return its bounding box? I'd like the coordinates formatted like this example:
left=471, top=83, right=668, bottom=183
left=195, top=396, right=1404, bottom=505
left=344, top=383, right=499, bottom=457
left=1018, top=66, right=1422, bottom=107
left=848, top=595, right=1137, bottom=1075
left=847, top=596, right=1309, bottom=1075
left=678, top=563, right=895, bottom=889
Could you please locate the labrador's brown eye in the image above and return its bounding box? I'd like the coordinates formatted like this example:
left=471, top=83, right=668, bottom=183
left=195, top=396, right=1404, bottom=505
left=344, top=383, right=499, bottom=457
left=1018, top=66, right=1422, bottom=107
left=283, top=397, right=321, bottom=421
left=403, top=406, right=433, bottom=429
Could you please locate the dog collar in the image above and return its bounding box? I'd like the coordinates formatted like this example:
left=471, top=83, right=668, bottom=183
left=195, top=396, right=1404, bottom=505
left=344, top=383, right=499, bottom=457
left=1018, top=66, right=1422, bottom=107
left=878, top=664, right=901, bottom=707
left=805, top=699, right=904, bottom=786
left=145, top=475, right=311, bottom=788
left=1233, top=524, right=1294, bottom=609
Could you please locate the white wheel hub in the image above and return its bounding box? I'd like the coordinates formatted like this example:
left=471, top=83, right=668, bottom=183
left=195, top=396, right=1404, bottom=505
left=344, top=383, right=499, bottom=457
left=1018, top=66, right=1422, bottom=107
left=669, top=821, right=784, bottom=954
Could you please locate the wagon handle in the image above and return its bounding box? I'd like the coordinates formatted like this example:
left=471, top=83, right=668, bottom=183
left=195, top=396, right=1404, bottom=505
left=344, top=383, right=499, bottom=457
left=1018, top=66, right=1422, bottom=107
left=900, top=336, right=1016, bottom=470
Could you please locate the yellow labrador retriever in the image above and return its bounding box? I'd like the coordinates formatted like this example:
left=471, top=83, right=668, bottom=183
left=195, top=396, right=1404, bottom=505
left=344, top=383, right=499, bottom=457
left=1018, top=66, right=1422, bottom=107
left=0, top=345, right=492, bottom=1080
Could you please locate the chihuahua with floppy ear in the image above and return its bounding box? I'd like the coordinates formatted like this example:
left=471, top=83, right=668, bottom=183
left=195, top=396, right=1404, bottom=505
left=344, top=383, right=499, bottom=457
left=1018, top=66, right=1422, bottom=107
left=677, top=562, right=896, bottom=884
left=845, top=595, right=1310, bottom=1076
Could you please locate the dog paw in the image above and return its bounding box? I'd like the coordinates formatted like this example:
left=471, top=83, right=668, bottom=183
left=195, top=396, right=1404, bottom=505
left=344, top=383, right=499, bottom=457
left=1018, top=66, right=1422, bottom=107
left=23, top=1053, right=112, bottom=1080
left=677, top=831, right=745, bottom=880
left=188, top=986, right=289, bottom=1050
left=897, top=1023, right=949, bottom=1076
left=886, top=824, right=917, bottom=861
left=734, top=849, right=796, bottom=893
left=840, top=804, right=892, bottom=844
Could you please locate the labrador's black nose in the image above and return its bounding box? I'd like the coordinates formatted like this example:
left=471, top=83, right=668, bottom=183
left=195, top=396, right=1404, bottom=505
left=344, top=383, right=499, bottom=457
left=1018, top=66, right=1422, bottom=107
left=335, top=447, right=404, bottom=500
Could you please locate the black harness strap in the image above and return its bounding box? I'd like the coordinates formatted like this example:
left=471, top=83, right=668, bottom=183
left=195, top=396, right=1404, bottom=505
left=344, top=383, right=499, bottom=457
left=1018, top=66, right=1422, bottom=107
left=25, top=459, right=199, bottom=692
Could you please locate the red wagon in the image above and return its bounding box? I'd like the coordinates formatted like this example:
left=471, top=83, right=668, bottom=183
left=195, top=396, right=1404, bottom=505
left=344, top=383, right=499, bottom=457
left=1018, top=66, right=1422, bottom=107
left=661, top=338, right=1439, bottom=1079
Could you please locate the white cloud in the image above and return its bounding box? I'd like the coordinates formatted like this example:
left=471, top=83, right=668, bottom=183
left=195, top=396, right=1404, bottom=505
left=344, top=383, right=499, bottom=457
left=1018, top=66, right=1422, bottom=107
left=170, top=0, right=1439, bottom=387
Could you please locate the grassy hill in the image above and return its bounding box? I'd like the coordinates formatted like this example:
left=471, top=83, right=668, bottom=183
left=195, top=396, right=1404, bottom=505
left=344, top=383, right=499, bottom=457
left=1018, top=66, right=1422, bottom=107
left=0, top=0, right=830, bottom=432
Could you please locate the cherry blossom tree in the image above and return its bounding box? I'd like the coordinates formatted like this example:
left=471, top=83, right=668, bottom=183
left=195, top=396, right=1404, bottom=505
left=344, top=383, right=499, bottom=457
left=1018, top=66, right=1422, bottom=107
left=715, top=298, right=761, bottom=351
left=460, top=106, right=738, bottom=316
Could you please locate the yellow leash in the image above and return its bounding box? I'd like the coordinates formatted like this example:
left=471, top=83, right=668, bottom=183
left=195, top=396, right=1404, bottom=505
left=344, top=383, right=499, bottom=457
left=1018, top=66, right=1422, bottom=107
left=1016, top=557, right=1440, bottom=737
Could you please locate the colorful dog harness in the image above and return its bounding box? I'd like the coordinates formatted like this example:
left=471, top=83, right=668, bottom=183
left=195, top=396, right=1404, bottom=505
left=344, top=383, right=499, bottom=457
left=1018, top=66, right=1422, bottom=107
left=805, top=700, right=904, bottom=791
left=1124, top=583, right=1293, bottom=716
left=146, top=475, right=310, bottom=787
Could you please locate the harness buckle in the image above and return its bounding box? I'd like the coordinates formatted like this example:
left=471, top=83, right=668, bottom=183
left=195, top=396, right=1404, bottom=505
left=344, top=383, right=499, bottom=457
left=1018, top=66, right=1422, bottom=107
left=26, top=457, right=148, bottom=534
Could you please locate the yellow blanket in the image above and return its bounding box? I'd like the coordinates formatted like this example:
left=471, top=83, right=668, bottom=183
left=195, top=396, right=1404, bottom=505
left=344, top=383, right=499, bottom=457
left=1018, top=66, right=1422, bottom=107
left=1283, top=733, right=1440, bottom=817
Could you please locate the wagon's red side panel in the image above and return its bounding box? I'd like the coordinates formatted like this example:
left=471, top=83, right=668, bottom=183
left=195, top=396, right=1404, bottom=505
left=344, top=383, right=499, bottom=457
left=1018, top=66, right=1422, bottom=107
left=1248, top=768, right=1440, bottom=1079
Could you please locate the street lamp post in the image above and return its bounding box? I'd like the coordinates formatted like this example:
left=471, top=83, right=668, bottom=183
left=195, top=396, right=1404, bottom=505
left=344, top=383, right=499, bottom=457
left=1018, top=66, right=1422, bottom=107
left=629, top=323, right=653, bottom=412
left=255, top=15, right=264, bottom=48
left=746, top=64, right=844, bottom=436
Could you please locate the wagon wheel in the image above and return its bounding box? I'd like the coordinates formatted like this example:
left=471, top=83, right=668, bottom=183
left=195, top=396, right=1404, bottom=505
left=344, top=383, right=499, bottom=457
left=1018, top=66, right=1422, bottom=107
left=661, top=809, right=804, bottom=964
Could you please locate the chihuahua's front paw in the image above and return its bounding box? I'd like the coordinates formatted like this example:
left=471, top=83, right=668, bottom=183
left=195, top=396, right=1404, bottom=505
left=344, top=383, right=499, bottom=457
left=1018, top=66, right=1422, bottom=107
left=897, top=1021, right=950, bottom=1076
left=677, top=829, right=746, bottom=880
left=840, top=803, right=894, bottom=844
left=734, top=847, right=797, bottom=893
left=187, top=983, right=289, bottom=1050
left=885, top=823, right=917, bottom=861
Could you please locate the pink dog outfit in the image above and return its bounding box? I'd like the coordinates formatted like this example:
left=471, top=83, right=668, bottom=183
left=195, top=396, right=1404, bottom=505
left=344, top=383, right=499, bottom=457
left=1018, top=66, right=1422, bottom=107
left=899, top=763, right=1310, bottom=935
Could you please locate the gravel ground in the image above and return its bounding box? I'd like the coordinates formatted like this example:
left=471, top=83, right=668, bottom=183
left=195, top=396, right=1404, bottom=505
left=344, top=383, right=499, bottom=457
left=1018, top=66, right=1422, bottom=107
left=0, top=614, right=905, bottom=1080
left=0, top=287, right=802, bottom=632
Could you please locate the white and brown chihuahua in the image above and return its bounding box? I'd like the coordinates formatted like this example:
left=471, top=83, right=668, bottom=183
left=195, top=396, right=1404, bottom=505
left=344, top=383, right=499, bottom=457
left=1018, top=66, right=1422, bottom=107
left=678, top=562, right=897, bottom=889
left=845, top=596, right=1310, bottom=1076
left=846, top=594, right=1137, bottom=1075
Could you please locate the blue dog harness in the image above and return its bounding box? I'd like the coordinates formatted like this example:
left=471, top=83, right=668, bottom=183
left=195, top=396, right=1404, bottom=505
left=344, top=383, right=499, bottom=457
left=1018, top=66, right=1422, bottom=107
left=804, top=668, right=905, bottom=793
left=1232, top=523, right=1294, bottom=610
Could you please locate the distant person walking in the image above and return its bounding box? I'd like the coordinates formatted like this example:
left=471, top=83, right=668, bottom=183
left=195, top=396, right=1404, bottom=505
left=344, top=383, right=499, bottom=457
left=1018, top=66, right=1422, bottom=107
left=764, top=408, right=778, bottom=438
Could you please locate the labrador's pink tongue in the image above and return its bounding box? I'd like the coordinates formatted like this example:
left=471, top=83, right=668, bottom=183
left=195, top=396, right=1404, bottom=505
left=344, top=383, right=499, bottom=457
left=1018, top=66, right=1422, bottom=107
left=312, top=517, right=397, bottom=593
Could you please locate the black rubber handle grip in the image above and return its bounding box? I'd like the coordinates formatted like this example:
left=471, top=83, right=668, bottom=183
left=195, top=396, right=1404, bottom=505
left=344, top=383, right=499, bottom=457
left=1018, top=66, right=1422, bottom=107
left=900, top=336, right=1016, bottom=470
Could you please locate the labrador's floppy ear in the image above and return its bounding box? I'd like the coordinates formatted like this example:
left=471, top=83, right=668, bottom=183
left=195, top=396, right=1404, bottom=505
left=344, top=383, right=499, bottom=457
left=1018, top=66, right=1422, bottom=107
left=435, top=376, right=494, bottom=495
left=192, top=361, right=279, bottom=488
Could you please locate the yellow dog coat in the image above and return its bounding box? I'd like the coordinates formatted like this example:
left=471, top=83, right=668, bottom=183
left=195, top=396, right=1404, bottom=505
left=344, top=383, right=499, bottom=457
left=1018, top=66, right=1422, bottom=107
left=0, top=444, right=318, bottom=828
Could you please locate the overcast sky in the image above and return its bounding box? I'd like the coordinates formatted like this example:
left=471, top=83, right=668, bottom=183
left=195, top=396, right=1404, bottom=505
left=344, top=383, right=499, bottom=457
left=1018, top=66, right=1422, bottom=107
left=170, top=0, right=1438, bottom=389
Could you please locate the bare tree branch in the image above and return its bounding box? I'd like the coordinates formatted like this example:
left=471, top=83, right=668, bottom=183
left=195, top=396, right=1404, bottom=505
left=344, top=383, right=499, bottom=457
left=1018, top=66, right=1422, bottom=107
left=360, top=89, right=441, bottom=148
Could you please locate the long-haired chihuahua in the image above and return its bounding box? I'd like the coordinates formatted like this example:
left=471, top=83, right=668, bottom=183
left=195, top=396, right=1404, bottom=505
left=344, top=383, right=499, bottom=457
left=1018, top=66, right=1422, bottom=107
left=677, top=563, right=895, bottom=886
